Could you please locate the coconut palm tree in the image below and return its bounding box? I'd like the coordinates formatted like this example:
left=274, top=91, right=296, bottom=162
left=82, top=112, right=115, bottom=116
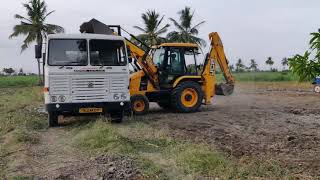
left=134, top=10, right=170, bottom=46
left=236, top=58, right=245, bottom=72
left=265, top=57, right=274, bottom=71
left=281, top=57, right=288, bottom=71
left=249, top=59, right=258, bottom=72
left=167, top=7, right=206, bottom=47
left=9, top=0, right=64, bottom=84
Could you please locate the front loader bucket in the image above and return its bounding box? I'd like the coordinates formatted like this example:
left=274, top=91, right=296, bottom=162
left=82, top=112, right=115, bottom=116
left=80, top=18, right=114, bottom=35
left=215, top=83, right=234, bottom=96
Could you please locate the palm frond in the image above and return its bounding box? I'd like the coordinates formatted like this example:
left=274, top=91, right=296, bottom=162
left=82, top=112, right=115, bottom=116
left=44, top=24, right=65, bottom=34
left=14, top=14, right=32, bottom=23
left=43, top=10, right=55, bottom=20
left=169, top=18, right=185, bottom=32
left=133, top=26, right=147, bottom=33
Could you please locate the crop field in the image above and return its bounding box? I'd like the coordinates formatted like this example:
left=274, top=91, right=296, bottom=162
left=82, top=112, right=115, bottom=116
left=0, top=74, right=319, bottom=179
left=0, top=75, right=38, bottom=87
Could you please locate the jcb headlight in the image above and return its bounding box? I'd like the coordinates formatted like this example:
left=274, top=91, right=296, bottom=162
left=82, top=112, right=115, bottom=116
left=113, top=94, right=120, bottom=100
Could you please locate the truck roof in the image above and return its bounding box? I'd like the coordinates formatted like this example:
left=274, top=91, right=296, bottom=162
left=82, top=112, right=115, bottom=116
left=47, top=33, right=125, bottom=41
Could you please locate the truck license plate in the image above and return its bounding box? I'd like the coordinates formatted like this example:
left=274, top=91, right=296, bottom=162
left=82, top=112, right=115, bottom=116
left=79, top=108, right=103, bottom=113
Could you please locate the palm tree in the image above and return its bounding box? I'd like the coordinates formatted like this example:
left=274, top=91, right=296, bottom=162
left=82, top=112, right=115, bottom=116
left=281, top=57, right=288, bottom=71
left=265, top=57, right=274, bottom=71
left=236, top=58, right=245, bottom=72
left=134, top=10, right=170, bottom=46
left=9, top=0, right=64, bottom=84
left=167, top=7, right=206, bottom=47
left=249, top=59, right=258, bottom=71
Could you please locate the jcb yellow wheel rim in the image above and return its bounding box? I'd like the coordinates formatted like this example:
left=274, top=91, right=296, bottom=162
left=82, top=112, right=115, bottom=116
left=181, top=88, right=198, bottom=108
left=134, top=100, right=145, bottom=112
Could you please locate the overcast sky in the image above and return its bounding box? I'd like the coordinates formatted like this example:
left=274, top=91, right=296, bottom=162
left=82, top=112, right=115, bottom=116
left=0, top=0, right=319, bottom=73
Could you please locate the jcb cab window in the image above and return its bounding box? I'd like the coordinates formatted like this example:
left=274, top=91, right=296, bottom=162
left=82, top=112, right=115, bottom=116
left=48, top=39, right=88, bottom=66
left=90, top=40, right=127, bottom=66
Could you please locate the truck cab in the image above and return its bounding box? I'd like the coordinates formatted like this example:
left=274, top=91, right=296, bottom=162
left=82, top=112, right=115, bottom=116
left=44, top=33, right=130, bottom=126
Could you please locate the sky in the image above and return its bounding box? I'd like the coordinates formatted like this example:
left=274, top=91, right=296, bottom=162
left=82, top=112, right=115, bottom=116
left=0, top=0, right=319, bottom=73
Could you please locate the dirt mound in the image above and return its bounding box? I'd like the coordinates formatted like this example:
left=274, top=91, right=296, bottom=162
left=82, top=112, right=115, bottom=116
left=53, top=155, right=142, bottom=180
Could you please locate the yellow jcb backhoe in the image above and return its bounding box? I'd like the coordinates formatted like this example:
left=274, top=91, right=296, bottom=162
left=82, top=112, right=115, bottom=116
left=80, top=19, right=235, bottom=115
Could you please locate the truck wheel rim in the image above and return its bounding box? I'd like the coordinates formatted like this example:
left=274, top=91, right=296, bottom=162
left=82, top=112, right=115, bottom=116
left=315, top=86, right=320, bottom=93
left=181, top=88, right=198, bottom=108
left=134, top=100, right=145, bottom=112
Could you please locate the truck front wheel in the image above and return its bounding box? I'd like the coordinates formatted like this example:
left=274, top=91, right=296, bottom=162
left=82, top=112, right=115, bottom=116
left=48, top=112, right=59, bottom=127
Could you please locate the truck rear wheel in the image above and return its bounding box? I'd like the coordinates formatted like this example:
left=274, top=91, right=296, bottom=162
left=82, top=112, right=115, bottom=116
left=48, top=112, right=59, bottom=127
left=171, top=81, right=203, bottom=113
left=131, top=94, right=149, bottom=115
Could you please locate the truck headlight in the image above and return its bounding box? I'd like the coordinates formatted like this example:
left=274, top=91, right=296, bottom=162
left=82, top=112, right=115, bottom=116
left=113, top=94, right=120, bottom=100
left=58, top=95, right=66, bottom=102
left=51, top=96, right=57, bottom=102
left=120, top=93, right=127, bottom=100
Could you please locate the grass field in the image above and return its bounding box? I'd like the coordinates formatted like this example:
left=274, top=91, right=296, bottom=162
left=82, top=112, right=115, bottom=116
left=0, top=87, right=293, bottom=179
left=0, top=75, right=38, bottom=87
left=0, top=72, right=303, bottom=88
left=216, top=71, right=300, bottom=82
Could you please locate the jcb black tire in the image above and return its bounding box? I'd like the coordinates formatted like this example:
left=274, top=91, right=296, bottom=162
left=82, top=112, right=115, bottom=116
left=157, top=101, right=171, bottom=109
left=131, top=94, right=149, bottom=115
left=48, top=112, right=59, bottom=127
left=171, top=81, right=203, bottom=113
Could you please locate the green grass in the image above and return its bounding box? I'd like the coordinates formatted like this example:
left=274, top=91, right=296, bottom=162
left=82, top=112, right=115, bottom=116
left=71, top=119, right=292, bottom=179
left=0, top=76, right=38, bottom=87
left=0, top=72, right=301, bottom=88
left=217, top=71, right=301, bottom=82
left=0, top=87, right=46, bottom=178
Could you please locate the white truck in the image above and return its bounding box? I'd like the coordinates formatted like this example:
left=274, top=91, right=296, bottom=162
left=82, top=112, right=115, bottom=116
left=42, top=33, right=131, bottom=126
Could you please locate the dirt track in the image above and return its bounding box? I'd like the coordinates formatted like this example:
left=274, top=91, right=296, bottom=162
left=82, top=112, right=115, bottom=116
left=146, top=83, right=320, bottom=176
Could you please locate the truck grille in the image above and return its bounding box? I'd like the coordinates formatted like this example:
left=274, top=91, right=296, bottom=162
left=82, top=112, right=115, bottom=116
left=49, top=73, right=128, bottom=103
left=110, top=76, right=128, bottom=92
left=71, top=76, right=109, bottom=102
left=49, top=77, right=70, bottom=94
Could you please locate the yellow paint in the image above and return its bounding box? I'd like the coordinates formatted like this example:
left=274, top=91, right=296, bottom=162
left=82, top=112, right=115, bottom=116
left=133, top=99, right=145, bottom=112
left=172, top=76, right=202, bottom=88
left=181, top=88, right=198, bottom=108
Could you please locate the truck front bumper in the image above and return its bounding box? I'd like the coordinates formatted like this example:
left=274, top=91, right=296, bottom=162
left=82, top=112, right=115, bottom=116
left=45, top=101, right=131, bottom=115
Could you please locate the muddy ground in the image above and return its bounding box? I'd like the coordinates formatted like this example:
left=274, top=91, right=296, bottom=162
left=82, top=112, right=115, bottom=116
left=2, top=82, right=320, bottom=179
left=147, top=83, right=320, bottom=177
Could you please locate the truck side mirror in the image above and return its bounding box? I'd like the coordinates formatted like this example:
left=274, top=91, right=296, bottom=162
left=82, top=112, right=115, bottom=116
left=35, top=45, right=42, bottom=59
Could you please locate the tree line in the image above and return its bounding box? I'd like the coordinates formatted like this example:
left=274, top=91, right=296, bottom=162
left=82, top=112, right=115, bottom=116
left=229, top=57, right=289, bottom=73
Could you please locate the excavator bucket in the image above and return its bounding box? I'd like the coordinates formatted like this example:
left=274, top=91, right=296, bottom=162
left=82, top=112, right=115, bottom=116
left=79, top=18, right=114, bottom=35
left=215, top=83, right=234, bottom=96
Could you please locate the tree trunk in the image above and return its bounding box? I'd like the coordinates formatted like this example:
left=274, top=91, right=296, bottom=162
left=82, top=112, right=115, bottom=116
left=37, top=58, right=42, bottom=85
left=36, top=34, right=43, bottom=86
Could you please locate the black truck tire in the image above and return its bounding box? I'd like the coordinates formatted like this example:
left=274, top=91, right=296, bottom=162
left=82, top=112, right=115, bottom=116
left=171, top=81, right=203, bottom=113
left=48, top=112, right=59, bottom=127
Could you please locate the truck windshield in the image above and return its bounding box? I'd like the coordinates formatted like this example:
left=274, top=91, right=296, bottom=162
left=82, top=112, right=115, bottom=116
left=90, top=40, right=127, bottom=66
left=48, top=39, right=88, bottom=66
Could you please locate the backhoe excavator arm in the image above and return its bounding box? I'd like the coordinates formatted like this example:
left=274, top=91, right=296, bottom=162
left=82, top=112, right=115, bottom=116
left=202, top=32, right=235, bottom=99
left=208, top=32, right=235, bottom=86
